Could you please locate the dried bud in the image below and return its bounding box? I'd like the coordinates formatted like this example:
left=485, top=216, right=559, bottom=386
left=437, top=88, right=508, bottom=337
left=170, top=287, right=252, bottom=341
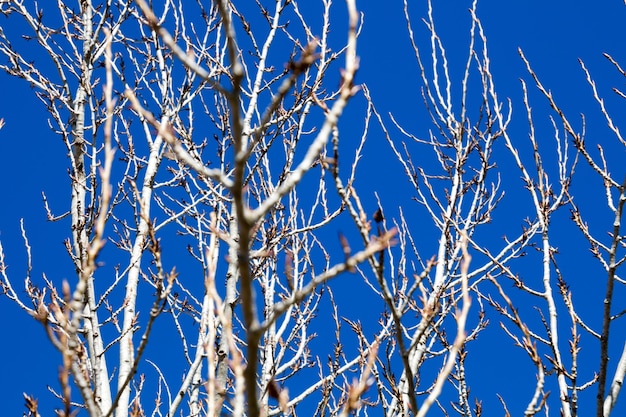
left=373, top=207, right=384, bottom=223
left=267, top=378, right=281, bottom=399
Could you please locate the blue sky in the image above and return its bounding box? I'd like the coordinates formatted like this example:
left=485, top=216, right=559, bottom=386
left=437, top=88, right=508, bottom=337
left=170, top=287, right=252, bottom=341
left=1, top=0, right=626, bottom=415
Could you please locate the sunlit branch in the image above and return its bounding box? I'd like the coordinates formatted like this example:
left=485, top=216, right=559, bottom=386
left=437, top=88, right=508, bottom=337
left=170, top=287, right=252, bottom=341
left=125, top=89, right=234, bottom=188
left=134, top=0, right=229, bottom=96
left=248, top=0, right=360, bottom=224
left=416, top=235, right=471, bottom=417
left=259, top=228, right=397, bottom=332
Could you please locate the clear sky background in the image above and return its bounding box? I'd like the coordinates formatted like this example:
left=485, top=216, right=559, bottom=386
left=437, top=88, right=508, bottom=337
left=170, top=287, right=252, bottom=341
left=1, top=0, right=625, bottom=415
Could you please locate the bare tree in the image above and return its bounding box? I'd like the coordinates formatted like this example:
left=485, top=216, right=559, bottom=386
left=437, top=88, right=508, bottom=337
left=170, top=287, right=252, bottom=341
left=357, top=1, right=625, bottom=416
left=0, top=0, right=387, bottom=415
left=1, top=0, right=625, bottom=416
